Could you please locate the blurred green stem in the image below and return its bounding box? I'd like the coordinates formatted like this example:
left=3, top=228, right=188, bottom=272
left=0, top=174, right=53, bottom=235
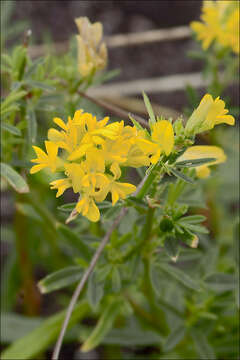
left=14, top=193, right=41, bottom=316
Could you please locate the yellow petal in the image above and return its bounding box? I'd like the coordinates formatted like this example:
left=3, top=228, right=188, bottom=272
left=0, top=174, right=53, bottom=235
left=86, top=199, right=100, bottom=222
left=196, top=166, right=211, bottom=178
left=48, top=128, right=64, bottom=142
left=152, top=120, right=174, bottom=156
left=30, top=164, right=46, bottom=174
left=53, top=117, right=68, bottom=131
left=32, top=146, right=48, bottom=161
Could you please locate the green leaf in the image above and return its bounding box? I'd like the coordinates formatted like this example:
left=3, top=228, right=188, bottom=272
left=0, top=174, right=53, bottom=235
left=24, top=57, right=45, bottom=78
left=164, top=236, right=179, bottom=261
left=175, top=158, right=216, bottom=168
left=163, top=324, right=186, bottom=352
left=16, top=203, right=42, bottom=222
left=111, top=267, right=121, bottom=292
left=87, top=272, right=104, bottom=310
left=170, top=168, right=194, bottom=184
left=57, top=223, right=92, bottom=261
left=25, top=80, right=55, bottom=92
left=81, top=298, right=122, bottom=352
left=38, top=266, right=83, bottom=294
left=178, top=215, right=206, bottom=224
left=57, top=202, right=76, bottom=213
left=26, top=104, right=37, bottom=143
left=128, top=113, right=145, bottom=131
left=191, top=328, right=216, bottom=359
left=158, top=263, right=201, bottom=291
left=57, top=201, right=112, bottom=213
left=1, top=90, right=27, bottom=113
left=1, top=313, right=42, bottom=343
left=1, top=301, right=89, bottom=360
left=204, top=273, right=235, bottom=292
left=183, top=223, right=209, bottom=234
left=0, top=163, right=29, bottom=193
left=142, top=91, right=156, bottom=126
left=1, top=122, right=21, bottom=136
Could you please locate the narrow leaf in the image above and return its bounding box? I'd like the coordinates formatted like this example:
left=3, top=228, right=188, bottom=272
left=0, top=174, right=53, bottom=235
left=26, top=105, right=37, bottom=143
left=191, top=328, right=216, bottom=359
left=128, top=113, right=144, bottom=131
left=87, top=272, right=104, bottom=310
left=57, top=223, right=92, bottom=261
left=178, top=215, right=206, bottom=224
left=1, top=123, right=21, bottom=136
left=163, top=324, right=186, bottom=352
left=158, top=263, right=201, bottom=291
left=204, top=273, right=235, bottom=292
left=176, top=158, right=216, bottom=167
left=170, top=168, right=194, bottom=184
left=142, top=91, right=156, bottom=126
left=38, top=266, right=83, bottom=294
left=25, top=80, right=55, bottom=92
left=1, top=302, right=89, bottom=360
left=0, top=163, right=29, bottom=193
left=24, top=57, right=45, bottom=78
left=81, top=298, right=122, bottom=352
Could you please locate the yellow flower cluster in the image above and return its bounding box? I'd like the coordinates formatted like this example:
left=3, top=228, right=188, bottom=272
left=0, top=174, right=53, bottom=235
left=30, top=110, right=174, bottom=221
left=75, top=17, right=108, bottom=77
left=191, top=0, right=239, bottom=54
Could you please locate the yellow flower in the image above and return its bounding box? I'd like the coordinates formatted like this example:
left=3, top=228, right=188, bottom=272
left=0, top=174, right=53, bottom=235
left=185, top=94, right=235, bottom=136
left=149, top=120, right=174, bottom=164
left=30, top=110, right=149, bottom=222
left=191, top=2, right=222, bottom=50
left=75, top=17, right=107, bottom=77
left=76, top=196, right=100, bottom=222
left=50, top=178, right=71, bottom=197
left=107, top=181, right=136, bottom=206
left=177, top=145, right=226, bottom=178
left=191, top=0, right=239, bottom=53
left=30, top=141, right=59, bottom=174
left=220, top=8, right=240, bottom=54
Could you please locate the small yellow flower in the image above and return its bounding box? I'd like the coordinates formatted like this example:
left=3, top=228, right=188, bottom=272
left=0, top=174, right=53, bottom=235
left=138, top=120, right=174, bottom=164
left=75, top=17, right=108, bottom=77
left=30, top=141, right=59, bottom=174
left=76, top=196, right=100, bottom=222
left=185, top=94, right=235, bottom=136
left=177, top=145, right=226, bottom=178
left=191, top=0, right=239, bottom=53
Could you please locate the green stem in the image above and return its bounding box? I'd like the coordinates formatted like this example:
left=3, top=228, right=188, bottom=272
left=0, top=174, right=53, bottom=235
left=124, top=292, right=166, bottom=337
left=136, top=163, right=159, bottom=200
left=15, top=193, right=41, bottom=315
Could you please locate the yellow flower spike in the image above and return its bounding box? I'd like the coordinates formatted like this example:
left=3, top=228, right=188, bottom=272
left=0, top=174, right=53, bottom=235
left=177, top=145, right=227, bottom=178
left=30, top=109, right=158, bottom=222
left=30, top=141, right=59, bottom=174
left=185, top=94, right=235, bottom=136
left=76, top=196, right=100, bottom=222
left=75, top=17, right=108, bottom=77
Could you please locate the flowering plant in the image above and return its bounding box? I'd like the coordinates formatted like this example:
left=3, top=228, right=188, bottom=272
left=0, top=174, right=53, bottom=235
left=1, top=12, right=238, bottom=360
